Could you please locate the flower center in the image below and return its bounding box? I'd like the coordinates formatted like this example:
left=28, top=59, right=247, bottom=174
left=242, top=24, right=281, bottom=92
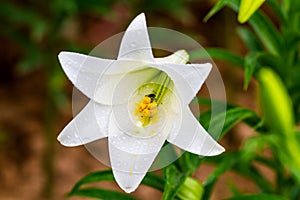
left=122, top=70, right=174, bottom=138
left=135, top=95, right=158, bottom=127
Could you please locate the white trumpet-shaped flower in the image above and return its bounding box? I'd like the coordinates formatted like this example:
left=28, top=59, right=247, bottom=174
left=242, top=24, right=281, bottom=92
left=57, top=13, right=225, bottom=193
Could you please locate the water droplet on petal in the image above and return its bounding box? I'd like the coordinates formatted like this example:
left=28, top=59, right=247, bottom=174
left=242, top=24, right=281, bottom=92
left=130, top=42, right=136, bottom=47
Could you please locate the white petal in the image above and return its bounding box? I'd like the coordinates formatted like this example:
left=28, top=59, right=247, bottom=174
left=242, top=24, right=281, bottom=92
left=58, top=51, right=159, bottom=105
left=167, top=106, right=225, bottom=156
left=155, top=50, right=189, bottom=64
left=118, top=13, right=154, bottom=62
left=95, top=65, right=160, bottom=105
left=111, top=170, right=146, bottom=193
left=108, top=106, right=172, bottom=192
left=58, top=51, right=113, bottom=101
left=151, top=63, right=212, bottom=104
left=57, top=101, right=111, bottom=146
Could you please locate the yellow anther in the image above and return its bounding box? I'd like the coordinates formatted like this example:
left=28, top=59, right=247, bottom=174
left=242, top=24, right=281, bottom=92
left=148, top=102, right=157, bottom=109
left=135, top=95, right=159, bottom=127
left=143, top=109, right=150, bottom=116
left=138, top=102, right=147, bottom=110
left=142, top=96, right=151, bottom=104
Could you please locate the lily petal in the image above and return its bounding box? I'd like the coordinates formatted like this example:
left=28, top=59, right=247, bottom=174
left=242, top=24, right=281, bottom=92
left=167, top=106, right=225, bottom=156
left=155, top=50, right=189, bottom=64
left=58, top=51, right=113, bottom=102
left=108, top=106, right=172, bottom=192
left=59, top=51, right=159, bottom=105
left=111, top=169, right=146, bottom=193
left=118, top=13, right=154, bottom=62
left=57, top=101, right=111, bottom=146
left=95, top=64, right=160, bottom=105
left=151, top=63, right=212, bottom=104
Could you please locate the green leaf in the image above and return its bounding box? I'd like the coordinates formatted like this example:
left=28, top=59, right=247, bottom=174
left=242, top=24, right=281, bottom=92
left=162, top=165, right=187, bottom=200
left=203, top=0, right=228, bottom=22
left=200, top=107, right=264, bottom=139
left=69, top=170, right=165, bottom=197
left=204, top=153, right=274, bottom=196
left=266, top=0, right=286, bottom=23
left=206, top=0, right=282, bottom=55
left=69, top=170, right=114, bottom=194
left=237, top=165, right=274, bottom=192
left=232, top=0, right=282, bottom=55
left=248, top=11, right=282, bottom=55
left=238, top=0, right=265, bottom=23
left=190, top=48, right=244, bottom=68
left=244, top=52, right=259, bottom=90
left=202, top=152, right=238, bottom=199
left=237, top=27, right=263, bottom=52
left=226, top=193, right=288, bottom=200
left=68, top=187, right=138, bottom=200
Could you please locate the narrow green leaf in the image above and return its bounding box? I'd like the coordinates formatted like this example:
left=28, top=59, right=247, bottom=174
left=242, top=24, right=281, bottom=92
left=202, top=152, right=238, bottom=199
left=195, top=98, right=267, bottom=133
left=237, top=27, right=263, bottom=52
left=226, top=193, right=288, bottom=200
left=200, top=107, right=264, bottom=139
left=244, top=52, right=259, bottom=90
left=69, top=170, right=165, bottom=196
left=266, top=0, right=286, bottom=23
left=142, top=172, right=165, bottom=191
left=213, top=0, right=282, bottom=55
left=162, top=165, right=187, bottom=200
left=237, top=165, right=274, bottom=192
left=190, top=48, right=244, bottom=68
left=204, top=153, right=274, bottom=195
left=203, top=0, right=228, bottom=22
left=68, top=187, right=138, bottom=200
left=248, top=11, right=282, bottom=55
left=238, top=0, right=265, bottom=23
left=69, top=170, right=114, bottom=194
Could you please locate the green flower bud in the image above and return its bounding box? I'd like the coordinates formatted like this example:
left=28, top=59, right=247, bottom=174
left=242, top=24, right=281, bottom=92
left=238, top=0, right=265, bottom=23
left=257, top=68, right=294, bottom=136
left=176, top=177, right=204, bottom=200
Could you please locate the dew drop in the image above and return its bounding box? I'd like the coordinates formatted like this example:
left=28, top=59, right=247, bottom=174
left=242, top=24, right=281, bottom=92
left=116, top=161, right=121, bottom=167
left=130, top=42, right=136, bottom=47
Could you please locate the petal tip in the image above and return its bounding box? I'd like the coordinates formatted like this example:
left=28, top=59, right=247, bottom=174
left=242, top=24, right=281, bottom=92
left=128, top=13, right=147, bottom=30
left=112, top=169, right=145, bottom=194
left=57, top=131, right=82, bottom=147
left=57, top=133, right=73, bottom=147
left=205, top=143, right=225, bottom=156
left=194, top=62, right=212, bottom=79
left=123, top=186, right=137, bottom=194
left=58, top=51, right=69, bottom=61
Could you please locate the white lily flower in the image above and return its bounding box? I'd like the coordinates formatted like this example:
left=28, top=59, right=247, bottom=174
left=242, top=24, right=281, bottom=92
left=57, top=13, right=225, bottom=193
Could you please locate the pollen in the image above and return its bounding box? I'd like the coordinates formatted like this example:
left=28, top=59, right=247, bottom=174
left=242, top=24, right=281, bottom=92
left=135, top=95, right=158, bottom=126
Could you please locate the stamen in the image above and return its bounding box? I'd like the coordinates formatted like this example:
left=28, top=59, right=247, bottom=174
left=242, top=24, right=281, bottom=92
left=135, top=96, right=158, bottom=127
left=133, top=71, right=173, bottom=128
